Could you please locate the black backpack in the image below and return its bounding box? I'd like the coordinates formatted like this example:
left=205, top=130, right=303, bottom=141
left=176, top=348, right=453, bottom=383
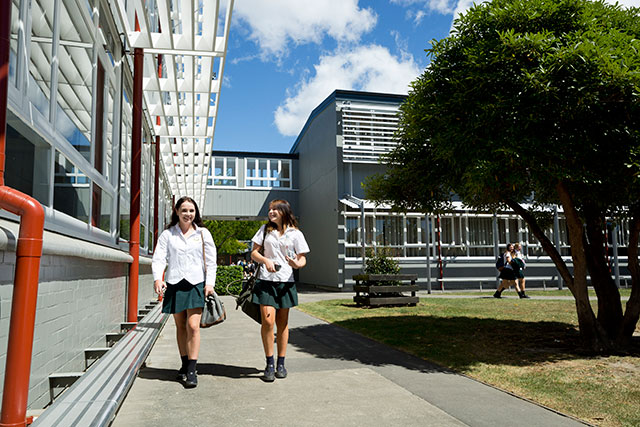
left=495, top=253, right=505, bottom=271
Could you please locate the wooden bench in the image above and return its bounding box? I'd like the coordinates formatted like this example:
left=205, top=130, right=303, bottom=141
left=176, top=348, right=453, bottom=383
left=353, top=274, right=419, bottom=307
left=31, top=303, right=168, bottom=427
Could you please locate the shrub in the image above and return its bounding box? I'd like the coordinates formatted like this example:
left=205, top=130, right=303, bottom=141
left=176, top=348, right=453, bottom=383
left=215, top=265, right=243, bottom=295
left=364, top=248, right=400, bottom=285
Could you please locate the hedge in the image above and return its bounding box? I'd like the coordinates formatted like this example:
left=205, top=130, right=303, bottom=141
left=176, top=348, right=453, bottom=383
left=215, top=265, right=243, bottom=295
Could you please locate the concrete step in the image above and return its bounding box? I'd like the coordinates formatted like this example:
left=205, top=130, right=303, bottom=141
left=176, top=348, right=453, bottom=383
left=84, top=347, right=110, bottom=370
left=120, top=322, right=137, bottom=332
left=106, top=332, right=125, bottom=347
left=48, top=372, right=83, bottom=403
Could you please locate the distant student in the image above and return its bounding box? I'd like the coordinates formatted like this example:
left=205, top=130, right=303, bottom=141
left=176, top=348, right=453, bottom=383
left=493, top=243, right=522, bottom=298
left=513, top=242, right=529, bottom=298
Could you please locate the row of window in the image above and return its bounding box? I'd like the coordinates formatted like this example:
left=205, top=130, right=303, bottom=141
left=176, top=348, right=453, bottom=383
left=344, top=212, right=634, bottom=259
left=207, top=157, right=292, bottom=189
left=5, top=0, right=172, bottom=252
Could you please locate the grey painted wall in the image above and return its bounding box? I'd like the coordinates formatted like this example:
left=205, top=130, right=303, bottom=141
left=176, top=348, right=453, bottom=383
left=295, top=102, right=341, bottom=288
left=204, top=188, right=298, bottom=219
left=0, top=249, right=154, bottom=410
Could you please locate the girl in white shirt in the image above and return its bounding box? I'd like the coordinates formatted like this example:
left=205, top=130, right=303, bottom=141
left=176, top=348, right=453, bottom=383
left=152, top=196, right=217, bottom=388
left=250, top=199, right=310, bottom=382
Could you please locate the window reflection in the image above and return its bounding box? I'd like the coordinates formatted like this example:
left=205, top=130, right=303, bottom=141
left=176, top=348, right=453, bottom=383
left=54, top=151, right=90, bottom=223
left=55, top=0, right=94, bottom=161
left=29, top=0, right=54, bottom=118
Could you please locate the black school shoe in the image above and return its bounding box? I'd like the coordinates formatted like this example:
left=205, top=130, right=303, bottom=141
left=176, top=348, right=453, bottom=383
left=176, top=367, right=187, bottom=382
left=184, top=370, right=198, bottom=388
left=275, top=365, right=287, bottom=379
left=262, top=364, right=275, bottom=382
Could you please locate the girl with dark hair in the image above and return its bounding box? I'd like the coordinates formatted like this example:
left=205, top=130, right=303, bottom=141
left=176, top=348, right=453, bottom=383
left=250, top=199, right=310, bottom=382
left=152, top=196, right=217, bottom=388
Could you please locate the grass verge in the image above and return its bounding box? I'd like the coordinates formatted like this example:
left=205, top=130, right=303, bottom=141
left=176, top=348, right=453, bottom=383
left=440, top=288, right=632, bottom=297
left=297, top=298, right=640, bottom=427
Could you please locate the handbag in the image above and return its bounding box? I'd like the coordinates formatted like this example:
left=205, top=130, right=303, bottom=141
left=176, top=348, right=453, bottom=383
left=200, top=233, right=225, bottom=328
left=201, top=292, right=226, bottom=327
left=233, top=225, right=268, bottom=324
left=236, top=273, right=262, bottom=324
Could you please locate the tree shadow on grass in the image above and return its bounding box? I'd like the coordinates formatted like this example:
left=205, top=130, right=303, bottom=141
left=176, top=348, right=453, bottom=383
left=288, top=313, right=639, bottom=375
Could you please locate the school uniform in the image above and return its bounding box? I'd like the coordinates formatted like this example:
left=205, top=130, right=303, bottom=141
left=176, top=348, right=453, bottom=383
left=250, top=225, right=310, bottom=309
left=498, top=252, right=517, bottom=281
left=152, top=224, right=217, bottom=314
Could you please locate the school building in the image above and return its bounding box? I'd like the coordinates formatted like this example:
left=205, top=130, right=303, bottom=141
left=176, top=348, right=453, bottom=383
left=0, top=0, right=632, bottom=421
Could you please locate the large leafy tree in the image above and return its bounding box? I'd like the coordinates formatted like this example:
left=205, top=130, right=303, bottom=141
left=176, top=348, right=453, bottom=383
left=204, top=220, right=264, bottom=255
left=365, top=0, right=640, bottom=351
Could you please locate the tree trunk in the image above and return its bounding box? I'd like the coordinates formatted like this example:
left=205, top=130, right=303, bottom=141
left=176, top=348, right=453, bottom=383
left=618, top=214, right=640, bottom=347
left=556, top=182, right=612, bottom=351
left=582, top=207, right=623, bottom=340
left=505, top=200, right=574, bottom=287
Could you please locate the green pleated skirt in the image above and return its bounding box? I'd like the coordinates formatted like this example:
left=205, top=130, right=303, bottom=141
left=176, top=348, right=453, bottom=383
left=162, top=279, right=205, bottom=314
left=251, top=279, right=298, bottom=309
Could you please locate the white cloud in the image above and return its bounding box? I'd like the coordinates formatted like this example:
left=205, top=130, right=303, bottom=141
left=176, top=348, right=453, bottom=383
left=233, top=0, right=377, bottom=59
left=391, top=0, right=456, bottom=15
left=605, top=0, right=640, bottom=7
left=274, top=45, right=421, bottom=136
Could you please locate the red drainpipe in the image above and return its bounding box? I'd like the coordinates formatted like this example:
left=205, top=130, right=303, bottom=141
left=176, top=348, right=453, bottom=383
left=127, top=45, right=143, bottom=323
left=0, top=1, right=46, bottom=425
left=127, top=15, right=143, bottom=323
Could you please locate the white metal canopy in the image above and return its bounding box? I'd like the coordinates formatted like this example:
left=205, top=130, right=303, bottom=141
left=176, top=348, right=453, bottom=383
left=113, top=0, right=234, bottom=206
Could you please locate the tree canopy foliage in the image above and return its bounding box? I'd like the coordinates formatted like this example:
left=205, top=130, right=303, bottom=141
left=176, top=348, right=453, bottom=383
left=204, top=220, right=264, bottom=255
left=365, top=0, right=640, bottom=351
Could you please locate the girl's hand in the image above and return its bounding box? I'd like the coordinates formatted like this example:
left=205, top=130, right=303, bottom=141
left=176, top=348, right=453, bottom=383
left=204, top=285, right=214, bottom=297
left=264, top=258, right=277, bottom=272
left=154, top=280, right=166, bottom=295
left=286, top=255, right=300, bottom=269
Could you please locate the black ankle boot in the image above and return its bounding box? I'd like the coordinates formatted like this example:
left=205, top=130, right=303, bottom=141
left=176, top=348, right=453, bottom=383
left=519, top=291, right=531, bottom=299
left=493, top=290, right=502, bottom=298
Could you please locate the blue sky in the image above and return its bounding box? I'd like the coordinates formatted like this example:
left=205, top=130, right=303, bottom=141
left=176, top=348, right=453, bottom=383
left=213, top=0, right=640, bottom=154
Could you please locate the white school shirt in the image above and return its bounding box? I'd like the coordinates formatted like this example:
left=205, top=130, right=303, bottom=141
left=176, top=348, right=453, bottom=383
left=252, top=225, right=310, bottom=283
left=152, top=224, right=217, bottom=286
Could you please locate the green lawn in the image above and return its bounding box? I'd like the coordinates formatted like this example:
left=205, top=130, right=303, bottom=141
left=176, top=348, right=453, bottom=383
left=438, top=288, right=633, bottom=298
left=297, top=298, right=640, bottom=427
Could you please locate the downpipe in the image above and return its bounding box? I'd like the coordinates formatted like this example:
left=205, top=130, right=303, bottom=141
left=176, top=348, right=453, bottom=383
left=0, top=189, right=45, bottom=427
left=0, top=0, right=46, bottom=424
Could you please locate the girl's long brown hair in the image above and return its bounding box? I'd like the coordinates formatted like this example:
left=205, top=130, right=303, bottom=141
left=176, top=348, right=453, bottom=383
left=266, top=199, right=298, bottom=232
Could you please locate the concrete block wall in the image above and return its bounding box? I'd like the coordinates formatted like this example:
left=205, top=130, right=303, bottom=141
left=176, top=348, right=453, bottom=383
left=0, top=251, right=154, bottom=410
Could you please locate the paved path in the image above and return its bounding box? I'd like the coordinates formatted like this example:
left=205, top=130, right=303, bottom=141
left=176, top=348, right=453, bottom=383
left=113, top=291, right=587, bottom=427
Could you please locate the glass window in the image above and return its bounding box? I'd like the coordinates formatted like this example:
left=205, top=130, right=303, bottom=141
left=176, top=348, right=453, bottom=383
left=91, top=184, right=112, bottom=233
left=53, top=151, right=90, bottom=223
left=55, top=0, right=94, bottom=162
left=10, top=0, right=19, bottom=87
left=407, top=218, right=418, bottom=244
left=245, top=158, right=291, bottom=188
left=346, top=217, right=359, bottom=244
left=29, top=0, right=55, bottom=118
left=209, top=157, right=237, bottom=187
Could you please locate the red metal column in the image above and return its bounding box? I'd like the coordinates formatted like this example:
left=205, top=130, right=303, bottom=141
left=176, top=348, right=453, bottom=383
left=153, top=51, right=161, bottom=247
left=0, top=1, right=46, bottom=425
left=127, top=46, right=143, bottom=323
left=153, top=135, right=159, bottom=247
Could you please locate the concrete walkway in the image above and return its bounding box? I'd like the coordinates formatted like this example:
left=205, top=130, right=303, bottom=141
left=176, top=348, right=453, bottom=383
left=112, top=291, right=587, bottom=427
